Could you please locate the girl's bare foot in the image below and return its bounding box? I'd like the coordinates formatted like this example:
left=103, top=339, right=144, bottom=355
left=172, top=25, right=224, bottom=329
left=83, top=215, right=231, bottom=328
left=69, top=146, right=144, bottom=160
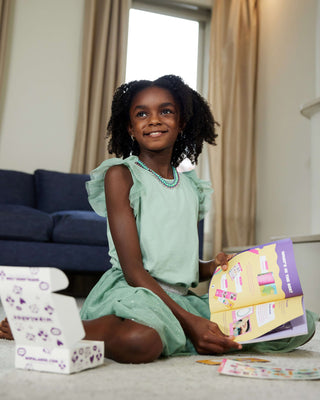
left=0, top=318, right=14, bottom=340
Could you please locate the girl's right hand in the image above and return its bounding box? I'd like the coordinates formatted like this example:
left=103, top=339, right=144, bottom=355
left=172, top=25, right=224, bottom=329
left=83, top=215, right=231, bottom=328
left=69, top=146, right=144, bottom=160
left=183, top=313, right=242, bottom=354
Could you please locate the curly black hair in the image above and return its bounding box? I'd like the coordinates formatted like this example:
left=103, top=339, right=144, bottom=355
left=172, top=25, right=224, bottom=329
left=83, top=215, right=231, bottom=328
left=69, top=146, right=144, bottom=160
left=107, top=75, right=218, bottom=167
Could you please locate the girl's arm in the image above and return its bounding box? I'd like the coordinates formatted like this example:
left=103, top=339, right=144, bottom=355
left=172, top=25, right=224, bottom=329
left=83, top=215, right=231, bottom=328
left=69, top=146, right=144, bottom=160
left=105, top=165, right=241, bottom=354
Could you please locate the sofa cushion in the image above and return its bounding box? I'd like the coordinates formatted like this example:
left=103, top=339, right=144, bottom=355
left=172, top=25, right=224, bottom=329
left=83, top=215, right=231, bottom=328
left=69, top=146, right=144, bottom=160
left=0, top=204, right=53, bottom=241
left=0, top=169, right=35, bottom=207
left=34, top=169, right=91, bottom=213
left=52, top=211, right=107, bottom=246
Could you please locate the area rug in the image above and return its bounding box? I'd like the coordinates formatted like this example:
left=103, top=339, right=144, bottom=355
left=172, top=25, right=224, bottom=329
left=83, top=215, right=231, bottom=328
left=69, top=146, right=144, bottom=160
left=0, top=303, right=319, bottom=400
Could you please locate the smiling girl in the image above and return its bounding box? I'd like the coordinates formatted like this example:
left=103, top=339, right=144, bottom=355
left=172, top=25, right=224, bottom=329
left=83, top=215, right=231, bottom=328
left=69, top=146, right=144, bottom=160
left=80, top=75, right=243, bottom=363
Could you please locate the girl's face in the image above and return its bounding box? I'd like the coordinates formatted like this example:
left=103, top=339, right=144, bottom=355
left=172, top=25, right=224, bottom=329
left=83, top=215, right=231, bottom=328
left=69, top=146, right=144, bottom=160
left=128, top=86, right=182, bottom=155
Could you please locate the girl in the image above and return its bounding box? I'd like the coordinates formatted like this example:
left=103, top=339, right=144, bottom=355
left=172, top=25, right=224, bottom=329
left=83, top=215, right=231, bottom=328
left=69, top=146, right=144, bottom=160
left=79, top=75, right=316, bottom=362
left=81, top=74, right=243, bottom=363
left=0, top=75, right=316, bottom=362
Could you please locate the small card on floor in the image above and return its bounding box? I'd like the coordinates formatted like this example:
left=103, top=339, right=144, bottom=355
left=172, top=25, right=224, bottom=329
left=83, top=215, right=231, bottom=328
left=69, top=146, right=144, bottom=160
left=218, top=358, right=320, bottom=380
left=197, top=357, right=270, bottom=366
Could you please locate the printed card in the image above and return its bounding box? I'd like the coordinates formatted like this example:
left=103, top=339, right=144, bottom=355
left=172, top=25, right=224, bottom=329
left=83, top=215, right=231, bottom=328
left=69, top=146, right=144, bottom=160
left=197, top=357, right=270, bottom=366
left=218, top=359, right=320, bottom=380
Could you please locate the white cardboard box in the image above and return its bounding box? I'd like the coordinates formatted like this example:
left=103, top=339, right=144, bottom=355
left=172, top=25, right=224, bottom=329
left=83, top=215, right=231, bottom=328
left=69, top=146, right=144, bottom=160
left=0, top=266, right=104, bottom=374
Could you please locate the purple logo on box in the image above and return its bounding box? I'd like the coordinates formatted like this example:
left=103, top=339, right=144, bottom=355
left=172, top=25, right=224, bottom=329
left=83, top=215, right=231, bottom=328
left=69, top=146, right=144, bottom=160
left=58, top=361, right=66, bottom=370
left=72, top=352, right=79, bottom=363
left=17, top=347, right=26, bottom=357
left=13, top=286, right=23, bottom=295
left=26, top=333, right=36, bottom=341
left=44, top=305, right=54, bottom=315
left=38, top=330, right=49, bottom=341
left=6, top=296, right=14, bottom=306
left=39, top=281, right=49, bottom=291
left=50, top=327, right=61, bottom=336
left=29, top=304, right=39, bottom=313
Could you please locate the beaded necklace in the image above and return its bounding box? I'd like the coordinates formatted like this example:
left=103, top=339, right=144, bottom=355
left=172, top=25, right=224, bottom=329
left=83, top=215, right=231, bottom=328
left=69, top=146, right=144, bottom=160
left=135, top=159, right=180, bottom=189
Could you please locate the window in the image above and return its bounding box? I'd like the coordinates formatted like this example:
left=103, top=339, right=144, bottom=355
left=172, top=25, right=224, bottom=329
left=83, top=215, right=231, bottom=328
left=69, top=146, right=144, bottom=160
left=126, top=9, right=199, bottom=89
left=125, top=1, right=211, bottom=94
left=125, top=1, right=213, bottom=258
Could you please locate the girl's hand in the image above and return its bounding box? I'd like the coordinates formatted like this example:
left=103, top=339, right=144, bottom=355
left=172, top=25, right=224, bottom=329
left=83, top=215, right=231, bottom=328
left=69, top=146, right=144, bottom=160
left=211, top=252, right=236, bottom=275
left=199, top=252, right=236, bottom=281
left=183, top=313, right=242, bottom=354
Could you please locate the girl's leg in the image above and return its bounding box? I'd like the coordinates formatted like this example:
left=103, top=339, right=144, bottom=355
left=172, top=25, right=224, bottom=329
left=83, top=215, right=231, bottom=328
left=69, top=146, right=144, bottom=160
left=0, top=318, right=13, bottom=340
left=83, top=315, right=163, bottom=364
left=0, top=315, right=163, bottom=363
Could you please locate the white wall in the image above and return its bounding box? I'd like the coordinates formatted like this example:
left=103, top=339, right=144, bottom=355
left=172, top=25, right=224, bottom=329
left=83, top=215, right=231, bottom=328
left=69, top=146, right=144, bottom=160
left=255, top=0, right=318, bottom=243
left=310, top=0, right=320, bottom=233
left=0, top=0, right=84, bottom=173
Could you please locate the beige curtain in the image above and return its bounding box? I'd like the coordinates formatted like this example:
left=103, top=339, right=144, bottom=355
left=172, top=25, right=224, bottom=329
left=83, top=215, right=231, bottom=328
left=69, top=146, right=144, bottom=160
left=71, top=0, right=131, bottom=174
left=0, top=0, right=13, bottom=109
left=207, top=0, right=258, bottom=253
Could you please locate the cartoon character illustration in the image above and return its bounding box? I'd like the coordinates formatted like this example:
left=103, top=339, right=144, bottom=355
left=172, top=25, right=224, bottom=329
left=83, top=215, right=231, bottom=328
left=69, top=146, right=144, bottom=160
left=232, top=317, right=251, bottom=336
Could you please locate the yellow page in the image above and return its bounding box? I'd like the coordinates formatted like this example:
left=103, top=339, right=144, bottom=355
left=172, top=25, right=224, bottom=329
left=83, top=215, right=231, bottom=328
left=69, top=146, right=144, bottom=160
left=209, top=243, right=286, bottom=314
left=211, top=296, right=304, bottom=343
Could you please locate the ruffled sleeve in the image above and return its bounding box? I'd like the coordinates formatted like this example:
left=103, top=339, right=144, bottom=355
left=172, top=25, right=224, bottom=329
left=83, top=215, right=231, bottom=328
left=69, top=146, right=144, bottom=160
left=86, top=156, right=143, bottom=217
left=183, top=170, right=213, bottom=221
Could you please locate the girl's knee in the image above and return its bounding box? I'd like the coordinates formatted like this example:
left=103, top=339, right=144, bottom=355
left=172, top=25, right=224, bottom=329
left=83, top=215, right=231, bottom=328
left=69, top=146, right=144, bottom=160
left=108, top=323, right=163, bottom=363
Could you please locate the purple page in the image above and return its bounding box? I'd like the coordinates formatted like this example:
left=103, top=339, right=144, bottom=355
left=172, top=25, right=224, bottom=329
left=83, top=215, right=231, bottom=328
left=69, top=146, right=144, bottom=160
left=239, top=238, right=304, bottom=298
left=274, top=239, right=303, bottom=298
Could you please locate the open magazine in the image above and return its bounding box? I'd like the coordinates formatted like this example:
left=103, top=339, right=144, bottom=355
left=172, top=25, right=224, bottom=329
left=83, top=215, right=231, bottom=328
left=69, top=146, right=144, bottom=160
left=209, top=239, right=308, bottom=343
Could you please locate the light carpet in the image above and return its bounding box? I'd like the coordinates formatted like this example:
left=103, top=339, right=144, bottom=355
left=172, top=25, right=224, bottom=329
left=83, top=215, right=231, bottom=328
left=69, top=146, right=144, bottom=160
left=0, top=303, right=319, bottom=400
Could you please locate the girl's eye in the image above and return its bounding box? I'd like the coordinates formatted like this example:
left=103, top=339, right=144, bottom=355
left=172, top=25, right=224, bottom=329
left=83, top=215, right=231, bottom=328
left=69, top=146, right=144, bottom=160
left=136, top=111, right=147, bottom=118
left=161, top=109, right=173, bottom=115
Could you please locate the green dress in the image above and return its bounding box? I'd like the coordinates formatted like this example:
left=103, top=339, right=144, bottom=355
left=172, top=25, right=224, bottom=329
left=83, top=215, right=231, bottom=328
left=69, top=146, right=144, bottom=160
left=80, top=156, right=317, bottom=356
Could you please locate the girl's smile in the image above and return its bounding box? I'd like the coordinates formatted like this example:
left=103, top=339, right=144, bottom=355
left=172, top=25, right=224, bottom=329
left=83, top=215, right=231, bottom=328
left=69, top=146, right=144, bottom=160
left=144, top=131, right=166, bottom=138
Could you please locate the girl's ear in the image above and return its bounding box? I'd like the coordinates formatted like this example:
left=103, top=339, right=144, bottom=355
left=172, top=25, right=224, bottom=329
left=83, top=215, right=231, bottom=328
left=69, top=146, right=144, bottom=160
left=128, top=125, right=136, bottom=142
left=180, top=120, right=186, bottom=132
left=127, top=123, right=134, bottom=137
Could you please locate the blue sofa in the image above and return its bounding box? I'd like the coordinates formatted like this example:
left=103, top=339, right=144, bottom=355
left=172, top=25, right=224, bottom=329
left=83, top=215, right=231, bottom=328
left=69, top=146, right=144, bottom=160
left=0, top=168, right=204, bottom=293
left=0, top=168, right=110, bottom=274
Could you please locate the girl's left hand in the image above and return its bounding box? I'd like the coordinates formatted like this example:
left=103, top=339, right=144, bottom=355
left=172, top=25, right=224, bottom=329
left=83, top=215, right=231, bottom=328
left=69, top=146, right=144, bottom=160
left=211, top=252, right=236, bottom=275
